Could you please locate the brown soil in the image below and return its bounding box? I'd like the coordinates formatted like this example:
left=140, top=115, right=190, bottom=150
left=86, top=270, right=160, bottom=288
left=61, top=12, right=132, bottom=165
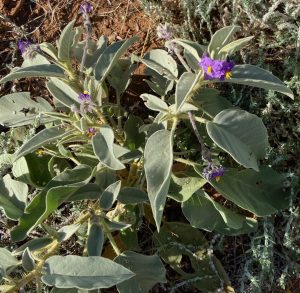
left=0, top=0, right=161, bottom=95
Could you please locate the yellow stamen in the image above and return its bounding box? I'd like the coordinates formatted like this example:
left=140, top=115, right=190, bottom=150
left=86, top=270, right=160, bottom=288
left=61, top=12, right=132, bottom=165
left=225, top=71, right=232, bottom=79
left=83, top=90, right=89, bottom=94
left=215, top=176, right=221, bottom=182
left=207, top=66, right=212, bottom=74
left=36, top=148, right=44, bottom=157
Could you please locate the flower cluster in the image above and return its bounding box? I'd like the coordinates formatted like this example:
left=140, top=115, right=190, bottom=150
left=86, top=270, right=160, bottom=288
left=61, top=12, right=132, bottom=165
left=157, top=23, right=173, bottom=41
left=17, top=40, right=40, bottom=59
left=203, top=162, right=225, bottom=182
left=71, top=91, right=96, bottom=114
left=79, top=2, right=93, bottom=14
left=199, top=54, right=234, bottom=81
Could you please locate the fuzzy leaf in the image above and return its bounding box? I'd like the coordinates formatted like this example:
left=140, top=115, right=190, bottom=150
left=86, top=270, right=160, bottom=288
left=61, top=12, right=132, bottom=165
left=115, top=251, right=166, bottom=292
left=140, top=94, right=169, bottom=112
left=203, top=166, right=291, bottom=217
left=208, top=25, right=240, bottom=59
left=144, top=130, right=173, bottom=231
left=142, top=49, right=178, bottom=80
left=0, top=64, right=65, bottom=84
left=11, top=165, right=92, bottom=242
left=92, top=126, right=125, bottom=170
left=0, top=92, right=52, bottom=127
left=220, top=64, right=294, bottom=99
left=94, top=37, right=138, bottom=82
left=12, top=237, right=53, bottom=255
left=175, top=72, right=197, bottom=113
left=40, top=42, right=59, bottom=60
left=47, top=78, right=80, bottom=108
left=206, top=109, right=268, bottom=171
left=167, top=39, right=205, bottom=63
left=168, top=174, right=206, bottom=202
left=14, top=125, right=67, bottom=161
left=58, top=20, right=76, bottom=61
left=182, top=191, right=257, bottom=235
left=0, top=248, right=19, bottom=280
left=87, top=223, right=104, bottom=257
left=42, top=256, right=134, bottom=289
left=99, top=180, right=121, bottom=210
left=0, top=174, right=28, bottom=220
left=22, top=248, right=35, bottom=272
left=192, top=88, right=232, bottom=118
left=218, top=36, right=254, bottom=58
left=118, top=187, right=148, bottom=204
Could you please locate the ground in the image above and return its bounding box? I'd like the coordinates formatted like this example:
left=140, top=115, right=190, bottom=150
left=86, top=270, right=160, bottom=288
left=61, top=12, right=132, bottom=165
left=0, top=0, right=160, bottom=98
left=0, top=1, right=299, bottom=292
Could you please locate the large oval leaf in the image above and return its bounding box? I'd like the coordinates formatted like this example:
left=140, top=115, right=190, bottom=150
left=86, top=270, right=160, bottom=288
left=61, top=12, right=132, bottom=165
left=58, top=20, right=76, bottom=61
left=94, top=36, right=138, bottom=82
left=195, top=165, right=290, bottom=216
left=182, top=191, right=257, bottom=235
left=99, top=180, right=121, bottom=210
left=144, top=129, right=173, bottom=231
left=11, top=165, right=92, bottom=242
left=0, top=92, right=52, bottom=127
left=118, top=187, right=148, bottom=204
left=92, top=126, right=125, bottom=170
left=166, top=39, right=205, bottom=65
left=209, top=64, right=294, bottom=99
left=168, top=174, right=206, bottom=202
left=208, top=25, right=240, bottom=59
left=218, top=36, right=254, bottom=58
left=0, top=174, right=28, bottom=220
left=140, top=94, right=169, bottom=112
left=141, top=49, right=178, bottom=81
left=192, top=88, right=232, bottom=118
left=115, top=251, right=166, bottom=292
left=0, top=64, right=65, bottom=84
left=87, top=223, right=104, bottom=257
left=42, top=256, right=134, bottom=289
left=175, top=72, right=197, bottom=113
left=206, top=109, right=268, bottom=171
left=12, top=237, right=53, bottom=255
left=47, top=78, right=80, bottom=108
left=0, top=248, right=19, bottom=281
left=14, top=125, right=67, bottom=161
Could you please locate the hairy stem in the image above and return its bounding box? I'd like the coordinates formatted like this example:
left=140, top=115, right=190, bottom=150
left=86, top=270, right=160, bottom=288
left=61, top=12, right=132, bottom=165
left=80, top=12, right=92, bottom=75
left=100, top=217, right=121, bottom=256
left=7, top=241, right=60, bottom=293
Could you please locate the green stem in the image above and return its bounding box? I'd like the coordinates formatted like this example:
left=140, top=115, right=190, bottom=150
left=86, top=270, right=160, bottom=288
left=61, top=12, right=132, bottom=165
left=36, top=276, right=42, bottom=293
left=70, top=156, right=81, bottom=166
left=100, top=217, right=121, bottom=256
left=7, top=241, right=60, bottom=293
left=174, top=157, right=196, bottom=167
left=171, top=117, right=178, bottom=135
left=116, top=93, right=122, bottom=132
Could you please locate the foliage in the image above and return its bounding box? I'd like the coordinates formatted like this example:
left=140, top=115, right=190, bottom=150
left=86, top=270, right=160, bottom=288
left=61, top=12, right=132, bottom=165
left=140, top=0, right=300, bottom=291
left=0, top=4, right=296, bottom=292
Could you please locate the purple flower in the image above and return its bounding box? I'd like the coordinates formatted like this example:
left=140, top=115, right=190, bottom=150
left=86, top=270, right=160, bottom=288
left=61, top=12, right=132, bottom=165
left=157, top=24, right=173, bottom=40
left=78, top=91, right=92, bottom=102
left=79, top=2, right=93, bottom=14
left=77, top=91, right=96, bottom=114
left=199, top=54, right=234, bottom=81
left=18, top=40, right=31, bottom=55
left=86, top=127, right=96, bottom=137
left=203, top=162, right=225, bottom=182
left=17, top=40, right=40, bottom=59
